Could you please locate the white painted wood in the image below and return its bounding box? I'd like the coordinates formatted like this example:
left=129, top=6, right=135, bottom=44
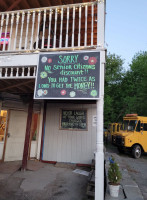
left=0, top=142, right=4, bottom=160
left=30, top=11, right=35, bottom=50
left=47, top=9, right=52, bottom=49
left=78, top=6, right=81, bottom=47
left=30, top=141, right=37, bottom=158
left=8, top=13, right=14, bottom=51
left=95, top=50, right=105, bottom=200
left=72, top=6, right=75, bottom=47
left=59, top=7, right=63, bottom=48
left=4, top=110, right=27, bottom=161
left=0, top=54, right=38, bottom=67
left=65, top=7, right=69, bottom=48
left=41, top=9, right=47, bottom=49
left=3, top=13, right=9, bottom=51
left=13, top=12, right=20, bottom=50
left=43, top=103, right=97, bottom=164
left=53, top=8, right=58, bottom=48
left=97, top=0, right=105, bottom=47
left=19, top=12, right=25, bottom=50
left=84, top=5, right=88, bottom=47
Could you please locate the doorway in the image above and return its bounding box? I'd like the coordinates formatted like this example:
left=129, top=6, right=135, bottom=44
left=0, top=110, right=7, bottom=161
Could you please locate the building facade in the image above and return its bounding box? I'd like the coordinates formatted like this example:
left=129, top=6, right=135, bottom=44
left=0, top=1, right=106, bottom=199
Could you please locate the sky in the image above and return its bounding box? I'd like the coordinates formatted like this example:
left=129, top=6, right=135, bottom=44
left=105, top=0, right=147, bottom=69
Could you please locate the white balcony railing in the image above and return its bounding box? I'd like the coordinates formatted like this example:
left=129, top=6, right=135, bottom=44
left=0, top=66, right=36, bottom=79
left=0, top=1, right=98, bottom=53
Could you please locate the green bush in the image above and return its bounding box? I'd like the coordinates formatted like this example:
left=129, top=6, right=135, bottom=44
left=108, top=156, right=122, bottom=185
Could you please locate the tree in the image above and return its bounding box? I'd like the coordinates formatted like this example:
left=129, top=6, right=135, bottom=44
left=104, top=53, right=124, bottom=127
left=122, top=51, right=147, bottom=116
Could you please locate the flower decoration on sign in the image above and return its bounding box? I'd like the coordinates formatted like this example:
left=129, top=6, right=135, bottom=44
left=37, top=89, right=44, bottom=97
left=60, top=90, right=66, bottom=96
left=41, top=56, right=47, bottom=63
left=48, top=58, right=52, bottom=63
left=70, top=91, right=76, bottom=98
left=44, top=90, right=48, bottom=95
left=88, top=57, right=97, bottom=65
left=90, top=90, right=98, bottom=97
left=40, top=71, right=47, bottom=79
left=83, top=55, right=89, bottom=60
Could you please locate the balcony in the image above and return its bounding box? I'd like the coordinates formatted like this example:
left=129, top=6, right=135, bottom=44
left=0, top=1, right=99, bottom=53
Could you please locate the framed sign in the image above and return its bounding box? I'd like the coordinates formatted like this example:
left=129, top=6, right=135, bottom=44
left=34, top=51, right=100, bottom=99
left=60, top=109, right=87, bottom=130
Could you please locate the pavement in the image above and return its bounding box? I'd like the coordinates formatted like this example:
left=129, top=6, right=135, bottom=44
left=105, top=152, right=144, bottom=200
left=0, top=160, right=89, bottom=200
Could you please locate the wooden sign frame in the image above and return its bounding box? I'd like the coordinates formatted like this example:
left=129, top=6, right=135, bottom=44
left=59, top=108, right=88, bottom=131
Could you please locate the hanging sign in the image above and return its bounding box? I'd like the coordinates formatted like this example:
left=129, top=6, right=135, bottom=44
left=34, top=51, right=100, bottom=99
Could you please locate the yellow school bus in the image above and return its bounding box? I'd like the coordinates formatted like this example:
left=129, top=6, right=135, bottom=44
left=113, top=114, right=147, bottom=158
left=104, top=123, right=121, bottom=143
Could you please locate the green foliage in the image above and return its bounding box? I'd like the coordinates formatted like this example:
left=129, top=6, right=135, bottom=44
left=108, top=157, right=122, bottom=185
left=104, top=53, right=124, bottom=127
left=104, top=51, right=147, bottom=127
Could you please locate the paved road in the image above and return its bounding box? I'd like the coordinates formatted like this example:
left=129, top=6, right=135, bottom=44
left=106, top=144, right=147, bottom=200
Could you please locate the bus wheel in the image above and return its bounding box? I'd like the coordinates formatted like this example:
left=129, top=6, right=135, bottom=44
left=132, top=145, right=141, bottom=159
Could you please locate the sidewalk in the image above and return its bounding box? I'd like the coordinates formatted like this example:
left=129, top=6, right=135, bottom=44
left=105, top=152, right=144, bottom=200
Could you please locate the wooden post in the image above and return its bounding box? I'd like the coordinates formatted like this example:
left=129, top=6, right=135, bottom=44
left=21, top=97, right=33, bottom=171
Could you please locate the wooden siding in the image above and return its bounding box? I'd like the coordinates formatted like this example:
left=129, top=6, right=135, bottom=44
left=43, top=102, right=97, bottom=164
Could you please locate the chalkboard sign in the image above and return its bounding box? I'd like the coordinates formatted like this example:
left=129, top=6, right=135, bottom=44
left=34, top=51, right=100, bottom=99
left=60, top=109, right=87, bottom=130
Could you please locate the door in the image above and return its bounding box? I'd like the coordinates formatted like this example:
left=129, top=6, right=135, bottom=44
left=0, top=110, right=7, bottom=160
left=4, top=110, right=27, bottom=161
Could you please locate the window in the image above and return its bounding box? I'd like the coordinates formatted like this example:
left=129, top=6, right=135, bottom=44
left=60, top=109, right=87, bottom=130
left=143, top=123, right=147, bottom=131
left=136, top=121, right=140, bottom=132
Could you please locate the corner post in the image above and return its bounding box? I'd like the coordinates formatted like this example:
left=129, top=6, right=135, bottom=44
left=95, top=0, right=106, bottom=200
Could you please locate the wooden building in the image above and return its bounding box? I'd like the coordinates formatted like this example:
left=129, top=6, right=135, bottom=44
left=0, top=0, right=106, bottom=199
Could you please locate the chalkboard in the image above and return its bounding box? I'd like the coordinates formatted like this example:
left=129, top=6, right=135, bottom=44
left=60, top=109, right=87, bottom=130
left=34, top=51, right=100, bottom=99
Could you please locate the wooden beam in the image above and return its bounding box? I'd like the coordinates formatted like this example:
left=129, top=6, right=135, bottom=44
left=0, top=0, right=8, bottom=10
left=7, top=0, right=22, bottom=11
left=21, top=97, right=33, bottom=170
left=0, top=80, right=33, bottom=92
left=40, top=101, right=47, bottom=161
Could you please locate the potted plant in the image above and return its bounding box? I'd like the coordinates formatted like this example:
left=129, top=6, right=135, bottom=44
left=108, top=156, right=122, bottom=197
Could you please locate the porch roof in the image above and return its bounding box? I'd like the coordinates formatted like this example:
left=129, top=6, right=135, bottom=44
left=0, top=0, right=95, bottom=12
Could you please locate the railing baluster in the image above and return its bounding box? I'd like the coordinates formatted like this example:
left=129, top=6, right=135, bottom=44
left=28, top=67, right=30, bottom=77
left=35, top=10, right=41, bottom=49
left=84, top=5, right=88, bottom=46
left=47, top=9, right=52, bottom=49
left=16, top=67, right=19, bottom=77
left=30, top=11, right=36, bottom=50
left=65, top=7, right=69, bottom=48
left=41, top=9, right=46, bottom=49
left=22, top=67, right=25, bottom=77
left=19, top=11, right=25, bottom=50
left=59, top=7, right=63, bottom=48
left=91, top=3, right=94, bottom=46
left=53, top=8, right=58, bottom=48
left=33, top=66, right=36, bottom=76
left=5, top=68, right=8, bottom=77
left=8, top=13, right=14, bottom=51
left=0, top=14, right=5, bottom=49
left=13, top=12, right=20, bottom=50
left=25, top=11, right=30, bottom=50
left=72, top=6, right=75, bottom=47
left=3, top=13, right=9, bottom=51
left=78, top=6, right=81, bottom=47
